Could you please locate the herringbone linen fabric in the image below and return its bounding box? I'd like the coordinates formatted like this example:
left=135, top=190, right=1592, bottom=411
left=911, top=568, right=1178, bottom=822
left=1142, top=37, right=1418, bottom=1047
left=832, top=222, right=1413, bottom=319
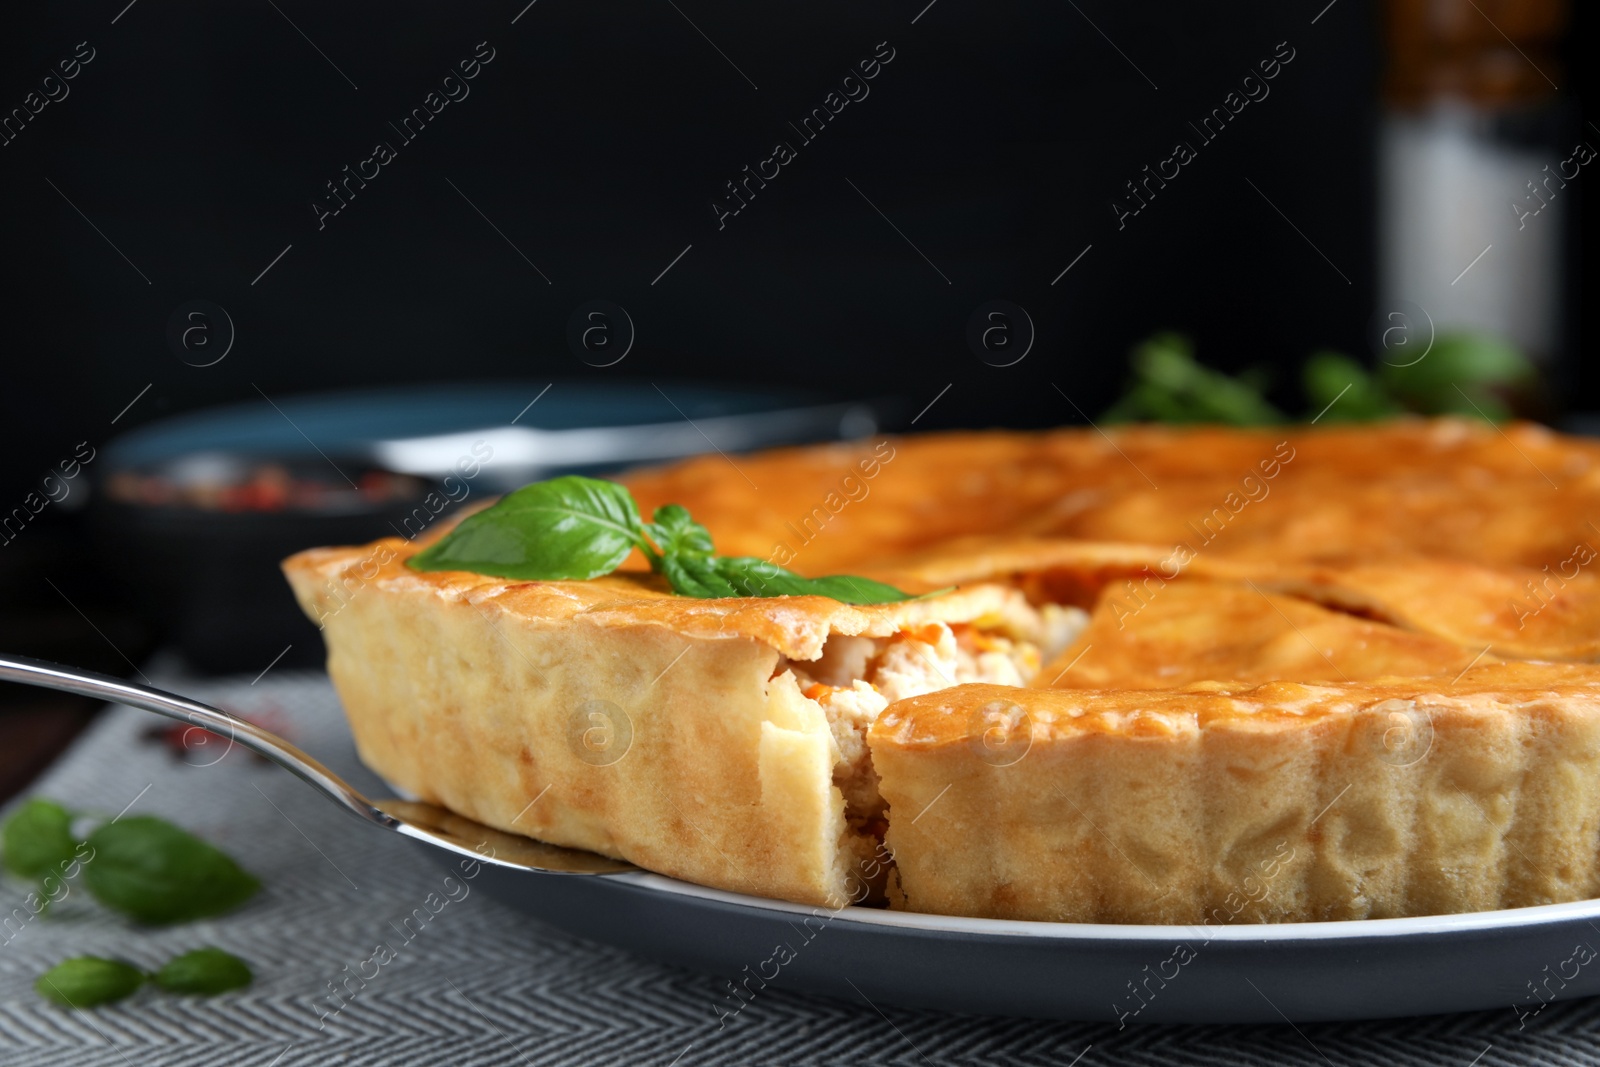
left=1, top=664, right=1597, bottom=1065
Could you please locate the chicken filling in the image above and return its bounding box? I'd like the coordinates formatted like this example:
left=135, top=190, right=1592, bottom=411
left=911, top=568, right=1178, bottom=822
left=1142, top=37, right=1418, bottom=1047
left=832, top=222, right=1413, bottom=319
left=777, top=601, right=1087, bottom=852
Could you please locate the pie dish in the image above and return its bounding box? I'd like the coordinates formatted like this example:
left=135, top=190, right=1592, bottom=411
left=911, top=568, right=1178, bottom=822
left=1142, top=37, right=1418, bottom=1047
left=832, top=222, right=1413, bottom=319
left=283, top=417, right=1600, bottom=923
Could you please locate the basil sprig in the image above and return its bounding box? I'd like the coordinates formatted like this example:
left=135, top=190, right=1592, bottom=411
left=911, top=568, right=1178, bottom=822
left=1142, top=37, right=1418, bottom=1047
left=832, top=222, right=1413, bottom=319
left=408, top=475, right=919, bottom=605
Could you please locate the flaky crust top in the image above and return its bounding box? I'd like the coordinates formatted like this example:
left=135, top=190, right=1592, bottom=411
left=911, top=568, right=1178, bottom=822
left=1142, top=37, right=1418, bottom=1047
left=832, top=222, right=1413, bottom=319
left=623, top=419, right=1600, bottom=571
left=872, top=662, right=1600, bottom=747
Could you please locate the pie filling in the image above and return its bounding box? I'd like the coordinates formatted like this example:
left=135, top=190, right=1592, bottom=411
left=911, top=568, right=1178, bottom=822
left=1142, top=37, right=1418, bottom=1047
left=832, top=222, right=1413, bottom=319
left=774, top=597, right=1087, bottom=901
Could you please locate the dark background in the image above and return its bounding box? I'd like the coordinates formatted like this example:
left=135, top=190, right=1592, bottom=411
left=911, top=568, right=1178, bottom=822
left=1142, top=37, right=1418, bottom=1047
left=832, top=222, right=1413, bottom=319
left=2, top=0, right=1389, bottom=474
left=0, top=0, right=1591, bottom=786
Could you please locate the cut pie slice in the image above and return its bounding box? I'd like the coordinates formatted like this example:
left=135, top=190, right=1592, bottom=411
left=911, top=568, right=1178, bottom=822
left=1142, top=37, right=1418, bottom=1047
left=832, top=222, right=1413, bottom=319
left=283, top=538, right=1085, bottom=908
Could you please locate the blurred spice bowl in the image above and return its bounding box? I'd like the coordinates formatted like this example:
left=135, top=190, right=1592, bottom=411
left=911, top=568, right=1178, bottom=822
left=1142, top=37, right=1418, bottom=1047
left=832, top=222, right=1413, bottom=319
left=103, top=456, right=425, bottom=514
left=92, top=453, right=435, bottom=674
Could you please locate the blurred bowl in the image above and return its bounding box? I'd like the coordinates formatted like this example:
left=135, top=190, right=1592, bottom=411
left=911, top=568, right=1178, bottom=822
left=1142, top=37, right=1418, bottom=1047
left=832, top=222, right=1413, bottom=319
left=93, top=455, right=433, bottom=674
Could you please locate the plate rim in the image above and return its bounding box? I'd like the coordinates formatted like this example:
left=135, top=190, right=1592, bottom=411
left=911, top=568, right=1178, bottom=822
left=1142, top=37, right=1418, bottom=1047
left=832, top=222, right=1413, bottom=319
left=386, top=779, right=1600, bottom=945
left=608, top=870, right=1600, bottom=943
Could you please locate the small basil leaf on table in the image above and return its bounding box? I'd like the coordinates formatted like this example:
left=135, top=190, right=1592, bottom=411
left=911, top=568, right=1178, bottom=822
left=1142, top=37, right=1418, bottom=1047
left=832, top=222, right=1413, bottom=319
left=36, top=957, right=145, bottom=1007
left=84, top=817, right=260, bottom=925
left=154, top=947, right=253, bottom=995
left=2, top=798, right=78, bottom=879
left=410, top=475, right=647, bottom=580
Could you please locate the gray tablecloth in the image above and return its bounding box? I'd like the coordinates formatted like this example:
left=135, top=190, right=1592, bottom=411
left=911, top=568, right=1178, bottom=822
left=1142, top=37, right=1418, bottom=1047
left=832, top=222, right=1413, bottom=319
left=2, top=664, right=1597, bottom=1066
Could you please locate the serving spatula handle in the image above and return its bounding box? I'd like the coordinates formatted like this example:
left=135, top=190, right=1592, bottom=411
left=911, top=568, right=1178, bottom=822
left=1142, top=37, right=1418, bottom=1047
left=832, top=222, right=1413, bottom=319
left=0, top=652, right=399, bottom=831
left=0, top=653, right=634, bottom=875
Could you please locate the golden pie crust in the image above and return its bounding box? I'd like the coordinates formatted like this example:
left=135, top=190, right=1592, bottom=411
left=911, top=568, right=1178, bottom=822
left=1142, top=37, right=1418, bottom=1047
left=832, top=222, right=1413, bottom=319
left=1034, top=577, right=1499, bottom=690
left=285, top=418, right=1600, bottom=922
left=873, top=665, right=1600, bottom=923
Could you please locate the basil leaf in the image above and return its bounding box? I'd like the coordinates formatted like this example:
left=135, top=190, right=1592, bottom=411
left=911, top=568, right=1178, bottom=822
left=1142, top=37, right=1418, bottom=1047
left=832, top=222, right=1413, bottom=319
left=1302, top=352, right=1403, bottom=423
left=712, top=557, right=918, bottom=604
left=661, top=552, right=742, bottom=598
left=409, top=475, right=647, bottom=580
left=36, top=957, right=144, bottom=1007
left=3, top=799, right=77, bottom=880
left=644, top=504, right=714, bottom=559
left=85, top=817, right=260, bottom=925
left=154, top=947, right=253, bottom=995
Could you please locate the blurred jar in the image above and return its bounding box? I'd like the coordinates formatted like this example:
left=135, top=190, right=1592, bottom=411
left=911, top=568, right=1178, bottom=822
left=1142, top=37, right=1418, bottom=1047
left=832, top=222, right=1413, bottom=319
left=1379, top=0, right=1572, bottom=370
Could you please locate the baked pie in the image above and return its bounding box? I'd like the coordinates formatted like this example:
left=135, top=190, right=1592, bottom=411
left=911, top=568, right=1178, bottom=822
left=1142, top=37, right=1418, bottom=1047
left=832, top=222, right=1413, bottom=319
left=284, top=418, right=1600, bottom=922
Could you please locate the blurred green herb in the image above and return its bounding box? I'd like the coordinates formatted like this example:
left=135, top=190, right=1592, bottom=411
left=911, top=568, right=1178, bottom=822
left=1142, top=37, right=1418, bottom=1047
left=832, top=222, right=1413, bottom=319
left=1302, top=352, right=1404, bottom=423
left=1103, top=329, right=1537, bottom=425
left=2, top=802, right=260, bottom=925
left=1376, top=332, right=1534, bottom=421
left=1101, top=333, right=1285, bottom=426
left=35, top=947, right=252, bottom=1008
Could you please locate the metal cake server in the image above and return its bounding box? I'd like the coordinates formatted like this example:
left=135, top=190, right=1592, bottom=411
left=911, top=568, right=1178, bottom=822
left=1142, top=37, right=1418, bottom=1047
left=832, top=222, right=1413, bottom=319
left=0, top=653, right=635, bottom=876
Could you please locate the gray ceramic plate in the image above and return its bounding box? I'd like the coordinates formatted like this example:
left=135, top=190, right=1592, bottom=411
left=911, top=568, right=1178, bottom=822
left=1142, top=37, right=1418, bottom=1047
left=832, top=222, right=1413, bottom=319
left=421, top=844, right=1600, bottom=1025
